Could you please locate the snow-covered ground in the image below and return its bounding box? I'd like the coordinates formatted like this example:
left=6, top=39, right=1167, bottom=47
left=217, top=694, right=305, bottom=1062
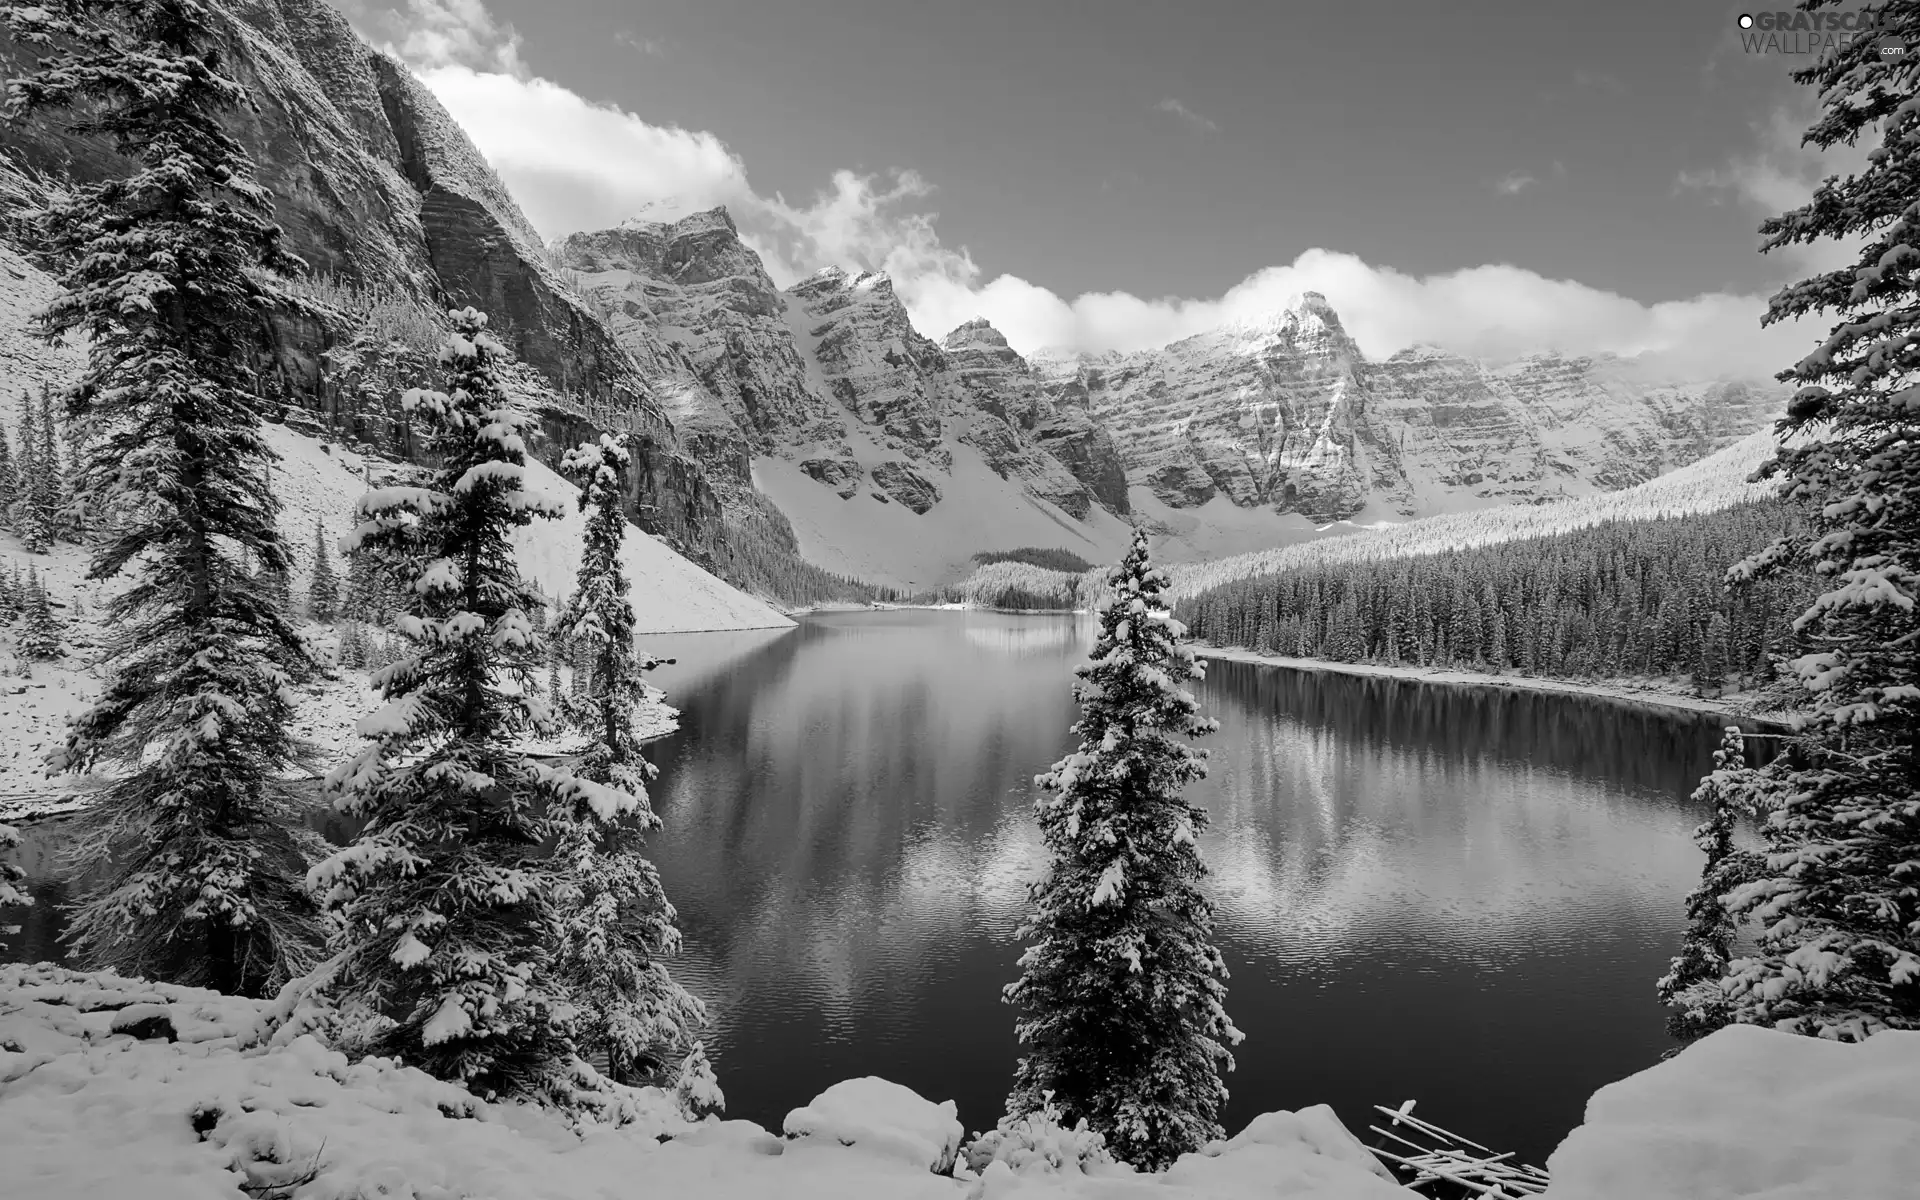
left=262, top=422, right=793, bottom=634
left=0, top=963, right=1409, bottom=1199
left=3, top=962, right=1915, bottom=1199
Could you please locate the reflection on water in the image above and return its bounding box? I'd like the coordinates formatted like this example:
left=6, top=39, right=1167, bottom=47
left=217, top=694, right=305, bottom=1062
left=5, top=610, right=1747, bottom=1166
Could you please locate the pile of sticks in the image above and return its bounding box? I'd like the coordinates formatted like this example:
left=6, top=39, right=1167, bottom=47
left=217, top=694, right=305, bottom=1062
left=1365, top=1100, right=1551, bottom=1197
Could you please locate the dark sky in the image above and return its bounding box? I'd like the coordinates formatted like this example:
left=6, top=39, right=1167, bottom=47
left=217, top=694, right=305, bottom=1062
left=467, top=0, right=1809, bottom=305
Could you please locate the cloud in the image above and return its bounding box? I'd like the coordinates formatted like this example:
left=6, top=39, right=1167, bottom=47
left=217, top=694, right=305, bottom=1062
left=416, top=65, right=753, bottom=234
left=1677, top=103, right=1873, bottom=273
left=1494, top=161, right=1565, bottom=196
left=338, top=0, right=527, bottom=74
left=895, top=248, right=1810, bottom=379
left=615, top=30, right=667, bottom=58
left=1154, top=98, right=1219, bottom=134
left=346, top=0, right=1818, bottom=381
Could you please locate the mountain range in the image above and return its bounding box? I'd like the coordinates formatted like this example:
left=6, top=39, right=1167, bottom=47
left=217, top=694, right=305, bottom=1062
left=0, top=0, right=1786, bottom=592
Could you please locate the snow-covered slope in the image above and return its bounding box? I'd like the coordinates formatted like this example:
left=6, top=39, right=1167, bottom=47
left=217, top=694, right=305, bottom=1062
left=262, top=423, right=794, bottom=634
left=1540, top=1022, right=1920, bottom=1199
left=753, top=446, right=1133, bottom=589
left=1166, top=423, right=1792, bottom=598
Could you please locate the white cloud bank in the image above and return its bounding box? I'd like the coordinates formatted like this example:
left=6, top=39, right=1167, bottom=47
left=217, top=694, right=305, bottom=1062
left=345, top=0, right=1834, bottom=378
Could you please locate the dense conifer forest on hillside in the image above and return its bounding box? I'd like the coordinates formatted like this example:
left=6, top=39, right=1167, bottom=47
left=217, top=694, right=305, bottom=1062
left=1174, top=501, right=1815, bottom=691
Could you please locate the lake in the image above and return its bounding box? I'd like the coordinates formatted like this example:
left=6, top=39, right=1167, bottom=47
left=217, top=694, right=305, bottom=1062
left=1, top=609, right=1746, bottom=1168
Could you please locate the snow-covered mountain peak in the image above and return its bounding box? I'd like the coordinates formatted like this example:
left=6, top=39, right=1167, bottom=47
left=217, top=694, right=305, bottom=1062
left=942, top=317, right=1011, bottom=351
left=617, top=204, right=738, bottom=237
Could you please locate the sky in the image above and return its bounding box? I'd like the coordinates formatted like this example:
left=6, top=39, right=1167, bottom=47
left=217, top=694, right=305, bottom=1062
left=336, top=0, right=1876, bottom=374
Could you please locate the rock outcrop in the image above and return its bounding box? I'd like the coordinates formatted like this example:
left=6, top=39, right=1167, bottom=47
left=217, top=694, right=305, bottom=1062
left=1034, top=293, right=1783, bottom=521
left=550, top=213, right=1124, bottom=528
left=785, top=268, right=952, bottom=466
left=869, top=460, right=942, bottom=513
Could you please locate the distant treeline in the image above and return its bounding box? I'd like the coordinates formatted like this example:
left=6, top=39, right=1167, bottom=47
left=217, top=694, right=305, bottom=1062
left=1174, top=501, right=1816, bottom=691
left=920, top=555, right=1090, bottom=610
left=972, top=547, right=1096, bottom=573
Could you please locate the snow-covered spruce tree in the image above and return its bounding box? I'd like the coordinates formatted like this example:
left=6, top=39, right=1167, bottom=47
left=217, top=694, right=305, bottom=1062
left=310, top=308, right=625, bottom=1106
left=0, top=819, right=28, bottom=910
left=0, top=421, right=15, bottom=525
left=308, top=518, right=338, bottom=623
left=6, top=0, right=325, bottom=997
left=1711, top=2, right=1920, bottom=1039
left=1657, top=727, right=1768, bottom=1042
left=17, top=567, right=64, bottom=661
left=1004, top=529, right=1241, bottom=1171
left=673, top=1041, right=725, bottom=1120
left=11, top=394, right=47, bottom=553
left=36, top=383, right=74, bottom=542
left=549, top=434, right=705, bottom=1087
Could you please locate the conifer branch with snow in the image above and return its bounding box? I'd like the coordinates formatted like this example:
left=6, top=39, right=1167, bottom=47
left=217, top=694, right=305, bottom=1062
left=1003, top=528, right=1241, bottom=1171
left=1706, top=0, right=1920, bottom=1040
left=1657, top=726, right=1770, bottom=1042
left=6, top=0, right=326, bottom=997
left=547, top=432, right=708, bottom=1090
left=309, top=309, right=640, bottom=1112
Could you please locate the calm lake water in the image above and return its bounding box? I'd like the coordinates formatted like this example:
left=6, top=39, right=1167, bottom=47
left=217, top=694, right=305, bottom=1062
left=3, top=609, right=1747, bottom=1167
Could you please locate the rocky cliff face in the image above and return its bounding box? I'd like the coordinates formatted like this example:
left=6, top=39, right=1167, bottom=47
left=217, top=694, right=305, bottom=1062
left=0, top=0, right=729, bottom=562
left=1033, top=293, right=1783, bottom=522
left=550, top=215, right=1127, bottom=529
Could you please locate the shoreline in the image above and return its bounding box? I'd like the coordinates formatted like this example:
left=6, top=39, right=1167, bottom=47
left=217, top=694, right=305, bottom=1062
left=767, top=605, right=1795, bottom=728
left=1190, top=643, right=1794, bottom=727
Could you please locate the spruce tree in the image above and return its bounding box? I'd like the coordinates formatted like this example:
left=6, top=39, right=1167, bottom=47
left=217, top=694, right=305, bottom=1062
left=310, top=308, right=623, bottom=1104
left=1005, top=529, right=1241, bottom=1171
left=0, top=421, right=14, bottom=525
left=8, top=0, right=325, bottom=996
left=336, top=620, right=364, bottom=670
left=1711, top=4, right=1920, bottom=1038
left=308, top=518, right=338, bottom=623
left=0, top=819, right=27, bottom=911
left=673, top=1042, right=725, bottom=1120
left=16, top=567, right=64, bottom=661
left=12, top=394, right=47, bottom=553
left=1657, top=727, right=1766, bottom=1042
left=34, top=383, right=68, bottom=541
left=549, top=434, right=705, bottom=1085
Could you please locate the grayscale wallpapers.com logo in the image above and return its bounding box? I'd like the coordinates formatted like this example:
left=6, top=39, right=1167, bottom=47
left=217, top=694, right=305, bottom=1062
left=1736, top=10, right=1909, bottom=56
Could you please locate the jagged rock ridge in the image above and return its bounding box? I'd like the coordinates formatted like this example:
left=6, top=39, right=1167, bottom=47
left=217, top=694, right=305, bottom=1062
left=551, top=215, right=1130, bottom=526
left=1031, top=293, right=1783, bottom=521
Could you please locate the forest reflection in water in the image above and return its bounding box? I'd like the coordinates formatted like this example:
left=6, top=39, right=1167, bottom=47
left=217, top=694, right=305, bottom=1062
left=4, top=609, right=1751, bottom=1167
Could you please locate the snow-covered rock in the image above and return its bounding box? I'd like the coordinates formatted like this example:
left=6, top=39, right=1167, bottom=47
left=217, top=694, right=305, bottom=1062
left=1539, top=1023, right=1920, bottom=1200
left=1033, top=292, right=1783, bottom=522
left=782, top=1076, right=965, bottom=1173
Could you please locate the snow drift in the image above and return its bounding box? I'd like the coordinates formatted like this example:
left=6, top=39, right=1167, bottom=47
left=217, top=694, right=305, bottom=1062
left=5, top=963, right=1919, bottom=1198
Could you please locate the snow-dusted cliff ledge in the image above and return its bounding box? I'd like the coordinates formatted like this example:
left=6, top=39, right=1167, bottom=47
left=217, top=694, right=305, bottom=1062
left=2, top=963, right=1914, bottom=1199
